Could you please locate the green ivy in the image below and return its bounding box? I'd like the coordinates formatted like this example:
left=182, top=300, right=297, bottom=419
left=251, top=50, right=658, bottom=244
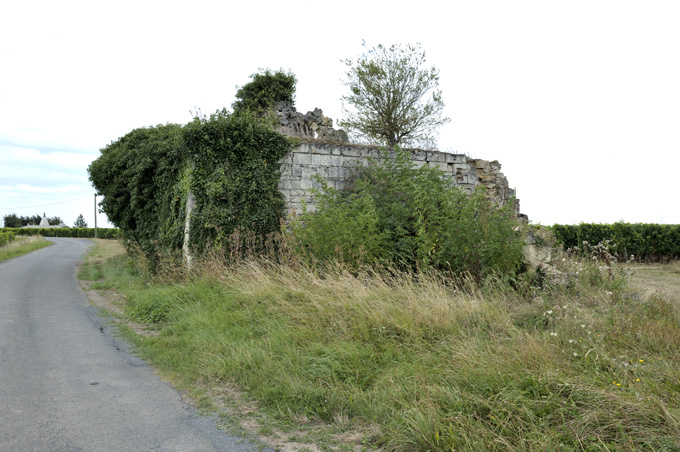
left=88, top=110, right=291, bottom=264
left=232, top=69, right=297, bottom=116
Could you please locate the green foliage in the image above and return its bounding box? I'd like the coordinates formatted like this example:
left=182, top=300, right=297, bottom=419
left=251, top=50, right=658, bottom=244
left=88, top=123, right=187, bottom=260
left=88, top=109, right=291, bottom=263
left=0, top=227, right=120, bottom=239
left=2, top=213, right=60, bottom=227
left=74, top=214, right=88, bottom=228
left=552, top=222, right=680, bottom=261
left=340, top=42, right=450, bottom=149
left=0, top=231, right=16, bottom=247
left=232, top=69, right=297, bottom=117
left=94, top=239, right=680, bottom=452
left=183, top=110, right=292, bottom=252
left=291, top=148, right=524, bottom=279
left=3, top=214, right=22, bottom=228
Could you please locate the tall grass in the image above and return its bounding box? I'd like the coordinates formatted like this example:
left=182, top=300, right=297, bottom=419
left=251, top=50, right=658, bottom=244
left=0, top=235, right=52, bottom=262
left=92, top=241, right=680, bottom=451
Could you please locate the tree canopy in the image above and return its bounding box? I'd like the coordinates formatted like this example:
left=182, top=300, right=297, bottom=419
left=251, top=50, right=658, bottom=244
left=74, top=214, right=88, bottom=228
left=340, top=42, right=450, bottom=149
left=232, top=69, right=297, bottom=117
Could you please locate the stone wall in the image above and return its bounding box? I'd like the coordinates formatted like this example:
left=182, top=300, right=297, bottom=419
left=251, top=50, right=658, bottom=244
left=278, top=142, right=520, bottom=219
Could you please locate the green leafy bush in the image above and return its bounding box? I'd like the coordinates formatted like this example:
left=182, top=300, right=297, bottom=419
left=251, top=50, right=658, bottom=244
left=0, top=231, right=16, bottom=247
left=291, top=148, right=524, bottom=279
left=551, top=222, right=680, bottom=261
left=232, top=69, right=297, bottom=116
left=0, top=228, right=119, bottom=239
left=88, top=110, right=291, bottom=264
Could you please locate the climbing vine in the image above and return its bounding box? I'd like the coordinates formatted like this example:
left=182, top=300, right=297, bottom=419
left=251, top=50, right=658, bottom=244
left=88, top=109, right=291, bottom=264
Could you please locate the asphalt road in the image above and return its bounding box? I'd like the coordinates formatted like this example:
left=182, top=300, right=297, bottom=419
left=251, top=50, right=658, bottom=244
left=0, top=238, right=265, bottom=452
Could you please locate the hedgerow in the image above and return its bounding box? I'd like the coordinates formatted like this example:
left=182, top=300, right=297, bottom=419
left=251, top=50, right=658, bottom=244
left=0, top=228, right=119, bottom=239
left=551, top=222, right=680, bottom=261
left=0, top=231, right=16, bottom=247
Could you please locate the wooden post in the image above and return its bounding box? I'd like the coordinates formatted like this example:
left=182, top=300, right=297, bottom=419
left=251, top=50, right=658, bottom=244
left=94, top=194, right=98, bottom=238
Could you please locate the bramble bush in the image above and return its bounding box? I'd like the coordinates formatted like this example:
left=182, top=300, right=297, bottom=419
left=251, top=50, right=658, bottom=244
left=290, top=148, right=524, bottom=279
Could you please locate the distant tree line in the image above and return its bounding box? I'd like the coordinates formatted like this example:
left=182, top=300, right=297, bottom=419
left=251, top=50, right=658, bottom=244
left=2, top=214, right=63, bottom=228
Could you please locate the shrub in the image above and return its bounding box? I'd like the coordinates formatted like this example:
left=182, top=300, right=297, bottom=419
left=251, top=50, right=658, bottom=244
left=88, top=110, right=291, bottom=265
left=291, top=148, right=524, bottom=279
left=552, top=222, right=680, bottom=261
left=232, top=69, right=297, bottom=116
left=0, top=231, right=16, bottom=247
left=0, top=228, right=119, bottom=239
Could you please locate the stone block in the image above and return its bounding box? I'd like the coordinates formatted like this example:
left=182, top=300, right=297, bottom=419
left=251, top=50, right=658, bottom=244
left=445, top=153, right=466, bottom=163
left=411, top=150, right=427, bottom=161
left=341, top=147, right=362, bottom=157
left=292, top=165, right=302, bottom=178
left=426, top=151, right=446, bottom=162
left=311, top=154, right=332, bottom=166
left=293, top=152, right=312, bottom=166
left=328, top=155, right=343, bottom=167
left=311, top=145, right=331, bottom=155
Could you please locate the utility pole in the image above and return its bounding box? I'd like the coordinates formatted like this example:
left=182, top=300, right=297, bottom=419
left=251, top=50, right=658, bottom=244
left=94, top=194, right=98, bottom=238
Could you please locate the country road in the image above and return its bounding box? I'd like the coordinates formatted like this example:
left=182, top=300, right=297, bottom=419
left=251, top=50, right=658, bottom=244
left=0, top=238, right=265, bottom=452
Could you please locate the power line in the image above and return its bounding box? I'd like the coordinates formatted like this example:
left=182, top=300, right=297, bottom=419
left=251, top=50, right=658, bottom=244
left=0, top=195, right=94, bottom=211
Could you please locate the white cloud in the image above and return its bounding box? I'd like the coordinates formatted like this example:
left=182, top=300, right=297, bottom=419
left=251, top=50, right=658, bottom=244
left=1, top=0, right=678, bottom=227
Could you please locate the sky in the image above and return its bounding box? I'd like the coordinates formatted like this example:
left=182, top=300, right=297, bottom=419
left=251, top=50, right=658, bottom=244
left=1, top=0, right=679, bottom=228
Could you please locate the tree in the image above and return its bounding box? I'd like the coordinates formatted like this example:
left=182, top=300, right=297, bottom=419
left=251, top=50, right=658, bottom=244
left=3, top=214, right=21, bottom=228
left=232, top=69, right=297, bottom=117
left=74, top=214, right=88, bottom=228
left=340, top=42, right=450, bottom=149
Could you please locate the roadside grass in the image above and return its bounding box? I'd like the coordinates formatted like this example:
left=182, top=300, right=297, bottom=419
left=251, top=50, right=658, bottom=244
left=78, top=238, right=132, bottom=288
left=0, top=235, right=52, bottom=262
left=89, top=241, right=680, bottom=451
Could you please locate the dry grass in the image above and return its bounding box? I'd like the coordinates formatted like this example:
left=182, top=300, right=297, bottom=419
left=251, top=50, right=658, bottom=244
left=84, top=241, right=680, bottom=451
left=0, top=235, right=52, bottom=261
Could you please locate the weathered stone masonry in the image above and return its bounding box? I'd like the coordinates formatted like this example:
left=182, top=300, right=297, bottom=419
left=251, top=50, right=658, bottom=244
left=278, top=142, right=520, bottom=219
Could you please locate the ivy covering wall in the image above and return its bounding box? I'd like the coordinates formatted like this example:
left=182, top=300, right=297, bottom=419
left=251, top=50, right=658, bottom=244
left=88, top=110, right=291, bottom=262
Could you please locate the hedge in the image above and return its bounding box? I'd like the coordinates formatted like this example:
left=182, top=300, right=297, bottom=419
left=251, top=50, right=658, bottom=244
left=0, top=228, right=120, bottom=239
left=551, top=222, right=680, bottom=261
left=0, top=231, right=16, bottom=247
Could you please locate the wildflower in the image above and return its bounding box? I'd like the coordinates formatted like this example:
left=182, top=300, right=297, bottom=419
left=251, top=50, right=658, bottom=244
left=550, top=332, right=558, bottom=337
left=568, top=339, right=575, bottom=344
left=639, top=359, right=644, bottom=363
left=573, top=352, right=579, bottom=357
left=562, top=258, right=566, bottom=262
left=581, top=324, right=586, bottom=328
left=636, top=378, right=640, bottom=382
left=546, top=310, right=553, bottom=315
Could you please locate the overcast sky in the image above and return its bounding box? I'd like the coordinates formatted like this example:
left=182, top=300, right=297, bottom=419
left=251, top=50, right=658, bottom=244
left=1, top=0, right=679, bottom=228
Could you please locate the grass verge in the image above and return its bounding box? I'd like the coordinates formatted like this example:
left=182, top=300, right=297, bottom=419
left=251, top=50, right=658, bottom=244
left=0, top=235, right=52, bottom=262
left=85, top=241, right=680, bottom=451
